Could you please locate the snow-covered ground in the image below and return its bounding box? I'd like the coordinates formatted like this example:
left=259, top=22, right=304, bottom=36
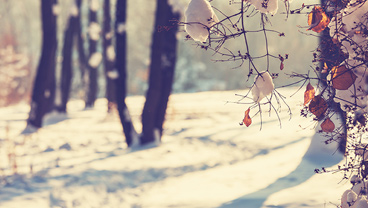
left=0, top=88, right=350, bottom=208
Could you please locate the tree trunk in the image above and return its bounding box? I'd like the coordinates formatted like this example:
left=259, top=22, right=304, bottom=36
left=57, top=1, right=79, bottom=113
left=115, top=0, right=137, bottom=147
left=140, top=0, right=180, bottom=144
left=103, top=0, right=116, bottom=112
left=75, top=0, right=88, bottom=93
left=85, top=1, right=99, bottom=108
left=27, top=0, right=57, bottom=128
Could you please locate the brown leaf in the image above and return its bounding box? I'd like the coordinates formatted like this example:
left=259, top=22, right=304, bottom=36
left=331, top=65, right=357, bottom=90
left=321, top=118, right=335, bottom=133
left=280, top=62, right=284, bottom=70
left=309, top=95, right=328, bottom=119
left=307, top=6, right=330, bottom=33
left=243, top=108, right=252, bottom=127
left=304, top=83, right=315, bottom=105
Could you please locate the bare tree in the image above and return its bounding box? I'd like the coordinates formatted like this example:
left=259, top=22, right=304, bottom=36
left=85, top=0, right=100, bottom=108
left=57, top=0, right=80, bottom=113
left=103, top=0, right=116, bottom=112
left=114, top=0, right=137, bottom=147
left=141, top=0, right=180, bottom=144
left=27, top=0, right=58, bottom=128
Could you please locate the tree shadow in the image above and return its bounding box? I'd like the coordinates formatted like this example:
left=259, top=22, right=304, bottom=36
left=219, top=132, right=344, bottom=208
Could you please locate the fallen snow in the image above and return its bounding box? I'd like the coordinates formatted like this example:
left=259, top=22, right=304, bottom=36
left=0, top=89, right=349, bottom=207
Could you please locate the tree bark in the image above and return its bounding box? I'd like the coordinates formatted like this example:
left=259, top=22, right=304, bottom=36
left=27, top=0, right=57, bottom=128
left=75, top=0, right=88, bottom=92
left=57, top=1, right=79, bottom=113
left=85, top=1, right=99, bottom=108
left=115, top=0, right=137, bottom=147
left=140, top=0, right=180, bottom=144
left=103, top=0, right=116, bottom=112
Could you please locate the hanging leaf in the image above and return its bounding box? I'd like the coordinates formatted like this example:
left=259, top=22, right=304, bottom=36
left=307, top=6, right=330, bottom=33
left=321, top=118, right=335, bottom=133
left=280, top=62, right=284, bottom=70
left=331, top=65, right=357, bottom=90
left=309, top=95, right=328, bottom=119
left=304, top=83, right=315, bottom=105
left=243, top=108, right=252, bottom=127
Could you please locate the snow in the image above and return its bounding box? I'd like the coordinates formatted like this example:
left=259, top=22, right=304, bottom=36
left=70, top=4, right=79, bottom=17
left=90, top=0, right=100, bottom=12
left=328, top=1, right=368, bottom=60
left=88, top=52, right=102, bottom=68
left=107, top=70, right=119, bottom=80
left=184, top=0, right=219, bottom=42
left=251, top=71, right=275, bottom=103
left=117, top=23, right=126, bottom=34
left=107, top=45, right=116, bottom=61
left=88, top=22, right=101, bottom=41
left=52, top=4, right=61, bottom=16
left=0, top=89, right=349, bottom=207
left=247, top=0, right=279, bottom=15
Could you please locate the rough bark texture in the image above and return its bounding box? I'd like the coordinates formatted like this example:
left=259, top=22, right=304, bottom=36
left=58, top=1, right=79, bottom=113
left=85, top=2, right=99, bottom=108
left=140, top=0, right=180, bottom=144
left=28, top=0, right=57, bottom=128
left=103, top=0, right=116, bottom=112
left=115, top=0, right=136, bottom=147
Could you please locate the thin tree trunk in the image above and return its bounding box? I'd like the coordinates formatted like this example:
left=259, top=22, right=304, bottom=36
left=115, top=0, right=137, bottom=147
left=58, top=2, right=79, bottom=113
left=85, top=1, right=99, bottom=108
left=140, top=0, right=179, bottom=144
left=27, top=0, right=57, bottom=128
left=103, top=0, right=116, bottom=112
left=75, top=0, right=88, bottom=93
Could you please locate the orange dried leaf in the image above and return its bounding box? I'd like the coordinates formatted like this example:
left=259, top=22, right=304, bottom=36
left=280, top=62, right=284, bottom=70
left=243, top=108, right=252, bottom=127
left=307, top=6, right=330, bottom=33
left=331, top=65, right=357, bottom=90
left=309, top=95, right=327, bottom=118
left=304, top=83, right=315, bottom=105
left=321, top=118, right=335, bottom=133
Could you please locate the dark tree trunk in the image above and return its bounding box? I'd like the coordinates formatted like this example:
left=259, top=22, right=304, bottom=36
left=85, top=2, right=99, bottom=108
left=103, top=0, right=116, bottom=112
left=115, top=0, right=137, bottom=147
left=57, top=1, right=79, bottom=113
left=140, top=0, right=180, bottom=144
left=75, top=0, right=88, bottom=90
left=320, top=0, right=348, bottom=154
left=27, top=0, right=57, bottom=128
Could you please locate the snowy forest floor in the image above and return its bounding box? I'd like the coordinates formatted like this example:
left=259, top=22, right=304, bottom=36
left=0, top=88, right=350, bottom=208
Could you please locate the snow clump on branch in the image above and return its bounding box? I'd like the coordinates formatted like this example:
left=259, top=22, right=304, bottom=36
left=251, top=71, right=274, bottom=103
left=184, top=0, right=219, bottom=43
left=246, top=0, right=279, bottom=15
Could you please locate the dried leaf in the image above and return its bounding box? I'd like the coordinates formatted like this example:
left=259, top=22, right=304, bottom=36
left=243, top=108, right=252, bottom=127
left=321, top=118, right=335, bottom=133
left=307, top=6, right=330, bottom=33
left=304, top=83, right=315, bottom=105
left=309, top=95, right=328, bottom=119
left=331, top=65, right=357, bottom=90
left=280, top=62, right=284, bottom=70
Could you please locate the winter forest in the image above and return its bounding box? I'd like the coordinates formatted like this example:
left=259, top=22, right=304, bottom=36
left=1, top=0, right=368, bottom=207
